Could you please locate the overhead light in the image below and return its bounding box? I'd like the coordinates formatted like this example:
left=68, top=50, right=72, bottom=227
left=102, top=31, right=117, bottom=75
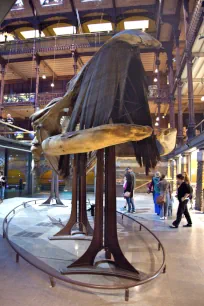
left=53, top=26, right=76, bottom=36
left=42, top=75, right=46, bottom=79
left=20, top=30, right=45, bottom=39
left=154, top=68, right=158, bottom=73
left=201, top=96, right=204, bottom=101
left=51, top=82, right=54, bottom=87
left=124, top=20, right=149, bottom=31
left=155, top=122, right=159, bottom=126
left=156, top=117, right=160, bottom=121
left=154, top=78, right=158, bottom=82
left=162, top=115, right=165, bottom=119
left=88, top=23, right=112, bottom=33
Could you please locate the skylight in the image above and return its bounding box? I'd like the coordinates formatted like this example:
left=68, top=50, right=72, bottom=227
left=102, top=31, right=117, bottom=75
left=0, top=33, right=14, bottom=42
left=11, top=0, right=24, bottom=11
left=20, top=30, right=45, bottom=39
left=53, top=26, right=76, bottom=36
left=88, top=23, right=112, bottom=33
left=40, top=0, right=63, bottom=7
left=124, top=20, right=149, bottom=31
left=81, top=0, right=102, bottom=2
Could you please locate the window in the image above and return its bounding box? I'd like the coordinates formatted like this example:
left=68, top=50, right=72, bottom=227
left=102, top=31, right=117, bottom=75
left=11, top=0, right=24, bottom=10
left=20, top=30, right=45, bottom=39
left=40, top=0, right=63, bottom=7
left=0, top=33, right=14, bottom=42
left=88, top=23, right=112, bottom=33
left=124, top=20, right=149, bottom=31
left=53, top=26, right=76, bottom=35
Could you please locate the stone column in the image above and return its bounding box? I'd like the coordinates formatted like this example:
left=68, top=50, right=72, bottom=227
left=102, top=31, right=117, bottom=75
left=183, top=0, right=196, bottom=139
left=167, top=159, right=172, bottom=179
left=166, top=47, right=175, bottom=128
left=195, top=149, right=204, bottom=211
left=181, top=153, right=190, bottom=174
left=172, top=158, right=178, bottom=192
left=167, top=159, right=173, bottom=191
left=0, top=64, right=6, bottom=117
left=35, top=57, right=40, bottom=111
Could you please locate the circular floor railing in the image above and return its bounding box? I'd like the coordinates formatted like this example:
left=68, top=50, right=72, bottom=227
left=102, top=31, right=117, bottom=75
left=2, top=199, right=166, bottom=301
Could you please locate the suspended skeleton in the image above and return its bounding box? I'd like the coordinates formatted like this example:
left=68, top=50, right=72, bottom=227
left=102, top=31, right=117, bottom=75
left=30, top=30, right=177, bottom=175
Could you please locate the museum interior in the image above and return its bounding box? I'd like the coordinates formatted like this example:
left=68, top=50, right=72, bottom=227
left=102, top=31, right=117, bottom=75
left=0, top=1, right=204, bottom=305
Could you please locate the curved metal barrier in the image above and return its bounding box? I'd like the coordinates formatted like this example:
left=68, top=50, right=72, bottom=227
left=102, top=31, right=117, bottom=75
left=2, top=199, right=166, bottom=300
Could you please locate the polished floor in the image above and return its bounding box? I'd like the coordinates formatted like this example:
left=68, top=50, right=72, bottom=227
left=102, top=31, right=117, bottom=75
left=0, top=194, right=204, bottom=306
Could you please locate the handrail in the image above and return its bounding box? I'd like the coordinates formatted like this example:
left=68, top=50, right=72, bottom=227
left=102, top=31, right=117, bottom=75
left=0, top=120, right=32, bottom=133
left=3, top=199, right=166, bottom=291
left=194, top=119, right=204, bottom=130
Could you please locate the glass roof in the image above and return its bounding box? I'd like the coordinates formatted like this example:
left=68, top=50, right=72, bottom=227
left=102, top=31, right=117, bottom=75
left=124, top=20, right=149, bottom=31
left=11, top=0, right=24, bottom=11
left=53, top=26, right=76, bottom=35
left=40, top=0, right=63, bottom=7
left=81, top=0, right=102, bottom=2
left=20, top=30, right=45, bottom=39
left=88, top=23, right=112, bottom=33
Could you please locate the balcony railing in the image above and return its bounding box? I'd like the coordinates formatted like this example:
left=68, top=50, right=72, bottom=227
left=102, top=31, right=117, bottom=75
left=3, top=86, right=170, bottom=107
left=148, top=85, right=170, bottom=103
left=38, top=92, right=64, bottom=105
left=3, top=93, right=35, bottom=105
left=3, top=92, right=64, bottom=106
left=194, top=119, right=204, bottom=135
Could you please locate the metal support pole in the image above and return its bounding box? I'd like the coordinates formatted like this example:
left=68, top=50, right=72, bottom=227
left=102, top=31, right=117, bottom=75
left=71, top=45, right=78, bottom=76
left=174, top=27, right=183, bottom=144
left=166, top=47, right=175, bottom=128
left=35, top=58, right=40, bottom=111
left=155, top=52, right=162, bottom=130
left=0, top=64, right=6, bottom=117
left=177, top=79, right=183, bottom=145
left=183, top=0, right=196, bottom=139
left=27, top=152, right=33, bottom=195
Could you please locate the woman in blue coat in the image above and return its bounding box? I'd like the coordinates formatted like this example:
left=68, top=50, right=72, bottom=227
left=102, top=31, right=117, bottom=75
left=149, top=172, right=161, bottom=215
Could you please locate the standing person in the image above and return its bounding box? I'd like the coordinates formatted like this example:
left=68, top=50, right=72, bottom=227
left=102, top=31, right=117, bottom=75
left=5, top=114, right=14, bottom=139
left=128, top=167, right=136, bottom=212
left=5, top=114, right=14, bottom=125
left=0, top=171, right=6, bottom=201
left=122, top=175, right=127, bottom=211
left=158, top=174, right=171, bottom=220
left=183, top=171, right=193, bottom=205
left=124, top=170, right=135, bottom=213
left=149, top=172, right=161, bottom=215
left=170, top=174, right=192, bottom=228
left=19, top=178, right=23, bottom=197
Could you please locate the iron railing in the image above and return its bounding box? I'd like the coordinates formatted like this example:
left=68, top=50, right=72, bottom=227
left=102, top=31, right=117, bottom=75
left=2, top=199, right=166, bottom=299
left=3, top=92, right=64, bottom=106
left=194, top=119, right=204, bottom=134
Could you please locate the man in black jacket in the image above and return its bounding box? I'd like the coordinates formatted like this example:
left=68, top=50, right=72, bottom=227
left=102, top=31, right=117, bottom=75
left=170, top=174, right=192, bottom=228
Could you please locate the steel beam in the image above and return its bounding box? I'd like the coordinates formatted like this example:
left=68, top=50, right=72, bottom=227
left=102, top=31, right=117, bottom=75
left=172, top=0, right=203, bottom=95
left=8, top=63, right=28, bottom=81
left=156, top=0, right=164, bottom=40
left=0, top=0, right=16, bottom=25
left=1, top=4, right=156, bottom=29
